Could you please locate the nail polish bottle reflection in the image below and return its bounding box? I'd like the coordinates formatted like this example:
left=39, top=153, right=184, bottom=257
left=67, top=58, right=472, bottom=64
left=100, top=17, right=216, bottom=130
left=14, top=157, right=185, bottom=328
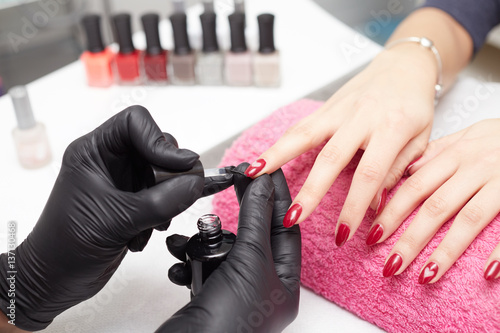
left=112, top=13, right=141, bottom=85
left=80, top=14, right=114, bottom=87
left=169, top=9, right=196, bottom=85
left=186, top=214, right=236, bottom=297
left=141, top=13, right=168, bottom=84
left=225, top=13, right=252, bottom=86
left=10, top=86, right=52, bottom=169
left=254, top=14, right=280, bottom=87
left=197, top=11, right=223, bottom=85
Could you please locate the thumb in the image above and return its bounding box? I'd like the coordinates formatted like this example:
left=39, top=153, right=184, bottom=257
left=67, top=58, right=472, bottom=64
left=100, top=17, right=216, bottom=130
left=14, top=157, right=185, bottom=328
left=131, top=174, right=204, bottom=231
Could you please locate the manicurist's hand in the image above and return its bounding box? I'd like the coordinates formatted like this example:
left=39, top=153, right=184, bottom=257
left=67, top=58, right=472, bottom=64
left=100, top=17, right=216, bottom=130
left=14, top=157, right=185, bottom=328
left=371, top=119, right=500, bottom=283
left=157, top=164, right=302, bottom=333
left=0, top=106, right=214, bottom=331
left=246, top=45, right=436, bottom=246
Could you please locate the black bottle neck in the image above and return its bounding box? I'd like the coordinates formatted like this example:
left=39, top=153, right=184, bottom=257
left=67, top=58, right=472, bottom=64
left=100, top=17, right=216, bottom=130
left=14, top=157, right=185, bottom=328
left=113, top=13, right=136, bottom=54
left=258, top=14, right=276, bottom=54
left=200, top=12, right=219, bottom=53
left=82, top=14, right=106, bottom=53
left=229, top=13, right=247, bottom=53
left=142, top=13, right=163, bottom=55
left=170, top=13, right=192, bottom=55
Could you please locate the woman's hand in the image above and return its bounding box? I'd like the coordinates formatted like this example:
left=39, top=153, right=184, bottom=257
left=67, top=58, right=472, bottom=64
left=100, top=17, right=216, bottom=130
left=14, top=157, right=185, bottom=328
left=372, top=118, right=500, bottom=283
left=245, top=44, right=437, bottom=246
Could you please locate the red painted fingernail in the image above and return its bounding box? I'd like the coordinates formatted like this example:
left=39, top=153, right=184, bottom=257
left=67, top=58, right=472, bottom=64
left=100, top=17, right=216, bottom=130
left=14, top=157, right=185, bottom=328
left=376, top=188, right=387, bottom=216
left=484, top=260, right=500, bottom=281
left=283, top=203, right=302, bottom=228
left=404, top=156, right=422, bottom=177
left=418, top=262, right=439, bottom=284
left=366, top=224, right=384, bottom=246
left=335, top=223, right=350, bottom=247
left=244, top=159, right=266, bottom=177
left=383, top=253, right=403, bottom=277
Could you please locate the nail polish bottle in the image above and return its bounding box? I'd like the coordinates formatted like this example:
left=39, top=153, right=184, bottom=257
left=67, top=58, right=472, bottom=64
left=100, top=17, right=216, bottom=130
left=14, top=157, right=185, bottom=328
left=80, top=14, right=114, bottom=88
left=141, top=13, right=168, bottom=84
left=169, top=10, right=196, bottom=85
left=10, top=86, right=52, bottom=169
left=197, top=11, right=224, bottom=85
left=254, top=14, right=280, bottom=87
left=225, top=13, right=252, bottom=86
left=186, top=214, right=236, bottom=296
left=112, top=13, right=141, bottom=85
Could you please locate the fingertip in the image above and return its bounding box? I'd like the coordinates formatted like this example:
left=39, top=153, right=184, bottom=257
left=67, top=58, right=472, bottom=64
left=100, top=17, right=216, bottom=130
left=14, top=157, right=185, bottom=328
left=244, top=158, right=267, bottom=178
left=283, top=203, right=302, bottom=228
left=484, top=260, right=500, bottom=281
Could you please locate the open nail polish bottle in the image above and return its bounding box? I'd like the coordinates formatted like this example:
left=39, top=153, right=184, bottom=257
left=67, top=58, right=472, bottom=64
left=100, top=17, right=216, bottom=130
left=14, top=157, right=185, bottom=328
left=10, top=86, right=52, bottom=169
left=254, top=14, right=280, bottom=87
left=186, top=214, right=236, bottom=296
left=112, top=13, right=141, bottom=85
left=169, top=6, right=196, bottom=85
left=225, top=12, right=252, bottom=86
left=80, top=14, right=114, bottom=87
left=197, top=10, right=223, bottom=85
left=141, top=13, right=168, bottom=84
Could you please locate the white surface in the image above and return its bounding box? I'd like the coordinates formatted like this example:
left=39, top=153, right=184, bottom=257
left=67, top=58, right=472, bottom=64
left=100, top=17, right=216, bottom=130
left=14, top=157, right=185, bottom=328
left=0, top=0, right=388, bottom=332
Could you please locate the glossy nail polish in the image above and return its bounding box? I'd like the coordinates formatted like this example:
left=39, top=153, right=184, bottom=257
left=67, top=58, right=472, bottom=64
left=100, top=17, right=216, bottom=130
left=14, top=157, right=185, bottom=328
left=254, top=14, right=280, bottom=87
left=141, top=13, right=168, bottom=83
left=383, top=253, right=403, bottom=277
left=484, top=260, right=500, bottom=281
left=80, top=14, right=114, bottom=87
left=404, top=156, right=422, bottom=177
left=335, top=223, right=350, bottom=247
left=244, top=159, right=266, bottom=177
left=197, top=11, right=223, bottom=85
left=283, top=203, right=302, bottom=228
left=225, top=13, right=252, bottom=86
left=170, top=11, right=196, bottom=85
left=112, top=13, right=141, bottom=85
left=186, top=214, right=236, bottom=297
left=366, top=224, right=384, bottom=246
left=376, top=188, right=387, bottom=216
left=418, top=262, right=439, bottom=284
left=10, top=86, right=52, bottom=169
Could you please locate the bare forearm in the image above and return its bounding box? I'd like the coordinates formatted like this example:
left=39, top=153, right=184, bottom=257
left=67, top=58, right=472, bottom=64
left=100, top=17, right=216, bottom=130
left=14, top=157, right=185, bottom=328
left=387, top=7, right=473, bottom=88
left=0, top=312, right=29, bottom=333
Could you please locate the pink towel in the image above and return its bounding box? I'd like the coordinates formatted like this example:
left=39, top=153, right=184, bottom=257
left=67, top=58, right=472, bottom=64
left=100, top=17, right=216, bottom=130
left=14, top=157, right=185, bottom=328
left=212, top=99, right=500, bottom=332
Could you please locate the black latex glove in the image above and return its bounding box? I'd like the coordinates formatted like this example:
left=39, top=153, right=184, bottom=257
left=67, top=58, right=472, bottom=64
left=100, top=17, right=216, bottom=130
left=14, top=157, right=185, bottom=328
left=158, top=163, right=302, bottom=333
left=0, top=106, right=219, bottom=331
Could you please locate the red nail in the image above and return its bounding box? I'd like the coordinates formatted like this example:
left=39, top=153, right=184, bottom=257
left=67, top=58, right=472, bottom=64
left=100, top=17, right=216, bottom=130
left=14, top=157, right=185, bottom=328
left=376, top=188, right=387, bottom=216
left=366, top=224, right=384, bottom=246
left=335, top=223, right=350, bottom=247
left=418, top=262, right=439, bottom=284
left=244, top=159, right=266, bottom=177
left=383, top=253, right=403, bottom=277
left=283, top=203, right=302, bottom=228
left=404, top=156, right=422, bottom=177
left=484, top=260, right=500, bottom=281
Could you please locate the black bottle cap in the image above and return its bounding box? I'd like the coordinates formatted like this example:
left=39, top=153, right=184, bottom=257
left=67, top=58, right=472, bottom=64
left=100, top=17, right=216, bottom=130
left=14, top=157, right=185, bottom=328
left=82, top=14, right=105, bottom=53
left=170, top=13, right=191, bottom=55
left=258, top=14, right=275, bottom=53
left=141, top=13, right=163, bottom=55
left=228, top=13, right=247, bottom=53
left=112, top=13, right=135, bottom=54
left=200, top=12, right=219, bottom=53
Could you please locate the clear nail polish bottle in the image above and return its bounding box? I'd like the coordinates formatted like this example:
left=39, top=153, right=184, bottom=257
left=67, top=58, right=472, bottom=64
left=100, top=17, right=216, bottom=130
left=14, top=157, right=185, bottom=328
left=169, top=7, right=196, bottom=85
left=254, top=14, right=280, bottom=87
left=10, top=86, right=52, bottom=169
left=186, top=214, right=236, bottom=296
left=225, top=13, right=252, bottom=86
left=197, top=11, right=224, bottom=85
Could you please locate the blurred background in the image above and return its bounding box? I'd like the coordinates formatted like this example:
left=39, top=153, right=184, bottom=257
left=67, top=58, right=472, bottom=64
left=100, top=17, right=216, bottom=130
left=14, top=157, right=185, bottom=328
left=1, top=0, right=500, bottom=94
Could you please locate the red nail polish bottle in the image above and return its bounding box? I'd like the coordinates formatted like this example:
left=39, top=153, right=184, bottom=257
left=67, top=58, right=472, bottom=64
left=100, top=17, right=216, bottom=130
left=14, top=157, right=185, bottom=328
left=141, top=13, right=168, bottom=84
left=112, top=13, right=141, bottom=85
left=80, top=15, right=114, bottom=87
left=186, top=214, right=235, bottom=297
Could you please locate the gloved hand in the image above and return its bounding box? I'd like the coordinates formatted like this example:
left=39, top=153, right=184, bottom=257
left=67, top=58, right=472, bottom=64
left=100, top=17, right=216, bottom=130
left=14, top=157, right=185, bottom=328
left=0, top=106, right=225, bottom=331
left=158, top=163, right=302, bottom=333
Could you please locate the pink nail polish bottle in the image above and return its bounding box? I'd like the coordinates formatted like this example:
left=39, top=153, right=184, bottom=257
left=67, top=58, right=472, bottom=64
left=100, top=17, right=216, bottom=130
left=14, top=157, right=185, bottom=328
left=225, top=12, right=252, bottom=86
left=10, top=86, right=52, bottom=169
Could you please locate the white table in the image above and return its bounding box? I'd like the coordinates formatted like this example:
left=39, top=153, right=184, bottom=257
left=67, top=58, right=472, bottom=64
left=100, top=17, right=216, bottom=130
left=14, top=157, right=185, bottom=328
left=0, top=0, right=389, bottom=331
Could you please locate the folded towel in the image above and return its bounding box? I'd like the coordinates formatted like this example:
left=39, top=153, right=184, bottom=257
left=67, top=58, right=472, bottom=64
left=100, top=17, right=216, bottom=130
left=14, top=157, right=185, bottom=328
left=212, top=99, right=500, bottom=333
